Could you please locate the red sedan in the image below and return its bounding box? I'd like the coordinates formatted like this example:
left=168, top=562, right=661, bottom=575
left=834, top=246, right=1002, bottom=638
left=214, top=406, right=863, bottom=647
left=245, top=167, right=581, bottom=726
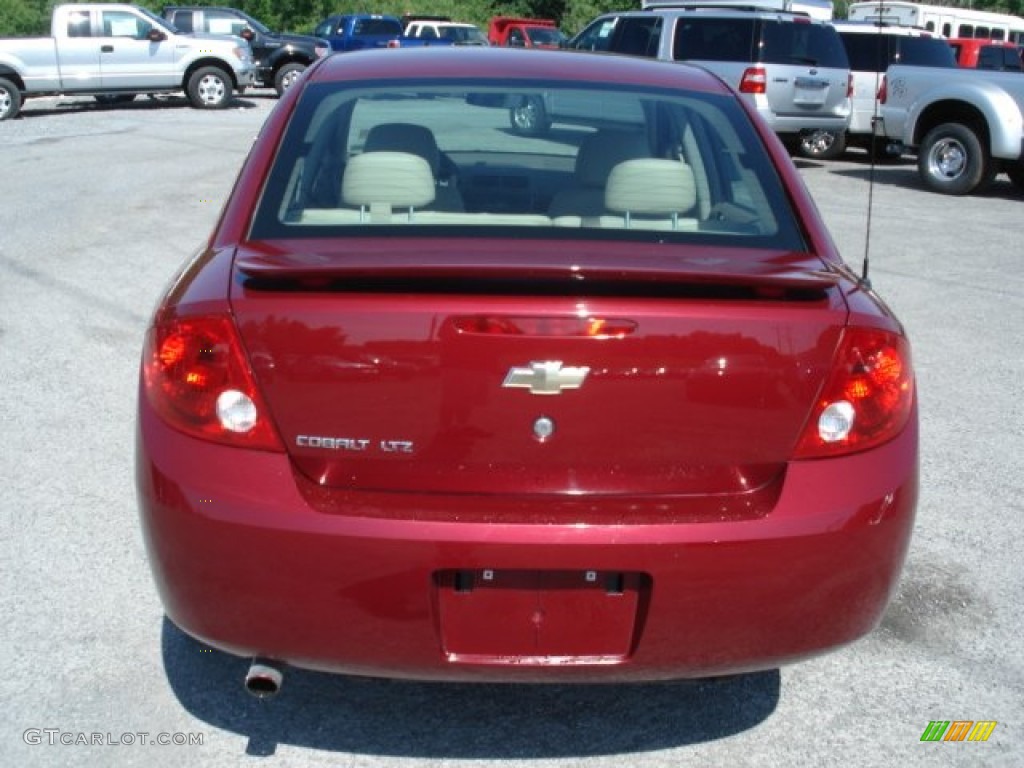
left=136, top=47, right=917, bottom=695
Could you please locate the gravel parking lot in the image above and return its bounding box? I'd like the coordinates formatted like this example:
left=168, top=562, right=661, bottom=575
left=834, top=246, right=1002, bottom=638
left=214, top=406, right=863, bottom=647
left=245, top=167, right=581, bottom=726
left=1, top=91, right=1021, bottom=767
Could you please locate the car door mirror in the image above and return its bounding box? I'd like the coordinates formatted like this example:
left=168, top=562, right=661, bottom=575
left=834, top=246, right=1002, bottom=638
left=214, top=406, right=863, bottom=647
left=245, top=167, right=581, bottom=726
left=148, top=28, right=167, bottom=43
left=240, top=27, right=255, bottom=42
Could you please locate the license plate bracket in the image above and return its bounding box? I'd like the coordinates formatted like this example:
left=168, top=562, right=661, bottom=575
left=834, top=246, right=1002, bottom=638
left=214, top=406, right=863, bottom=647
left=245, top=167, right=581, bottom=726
left=436, top=569, right=646, bottom=663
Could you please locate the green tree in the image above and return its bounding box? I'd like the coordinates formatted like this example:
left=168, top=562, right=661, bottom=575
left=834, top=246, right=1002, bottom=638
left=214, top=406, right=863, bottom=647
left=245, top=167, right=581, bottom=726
left=0, top=0, right=50, bottom=36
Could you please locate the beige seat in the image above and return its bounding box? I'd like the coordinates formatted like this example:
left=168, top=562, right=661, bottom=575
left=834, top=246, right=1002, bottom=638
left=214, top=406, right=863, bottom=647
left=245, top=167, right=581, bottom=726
left=547, top=129, right=651, bottom=219
left=363, top=122, right=464, bottom=211
left=341, top=151, right=436, bottom=223
left=599, top=158, right=698, bottom=230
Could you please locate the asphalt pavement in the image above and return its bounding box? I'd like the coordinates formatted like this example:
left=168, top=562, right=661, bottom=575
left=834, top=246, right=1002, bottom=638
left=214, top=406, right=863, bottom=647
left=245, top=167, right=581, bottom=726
left=0, top=91, right=1021, bottom=767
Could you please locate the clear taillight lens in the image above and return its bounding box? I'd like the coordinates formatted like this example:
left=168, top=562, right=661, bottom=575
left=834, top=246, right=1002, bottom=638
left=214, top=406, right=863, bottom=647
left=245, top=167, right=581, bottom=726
left=142, top=315, right=283, bottom=451
left=794, top=327, right=914, bottom=458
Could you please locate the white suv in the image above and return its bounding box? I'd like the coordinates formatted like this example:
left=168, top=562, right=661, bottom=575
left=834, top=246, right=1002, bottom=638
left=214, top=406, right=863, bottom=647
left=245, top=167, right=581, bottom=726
left=565, top=6, right=852, bottom=146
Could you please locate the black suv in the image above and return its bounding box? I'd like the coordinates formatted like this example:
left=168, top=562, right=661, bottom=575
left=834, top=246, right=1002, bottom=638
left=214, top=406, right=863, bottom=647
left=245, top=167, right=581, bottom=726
left=163, top=7, right=329, bottom=96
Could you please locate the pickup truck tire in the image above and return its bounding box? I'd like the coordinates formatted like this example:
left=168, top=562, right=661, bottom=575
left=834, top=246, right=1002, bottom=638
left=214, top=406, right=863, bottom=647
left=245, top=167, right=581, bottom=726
left=274, top=62, right=306, bottom=97
left=509, top=95, right=550, bottom=136
left=0, top=77, right=22, bottom=121
left=187, top=66, right=232, bottom=110
left=918, top=122, right=995, bottom=196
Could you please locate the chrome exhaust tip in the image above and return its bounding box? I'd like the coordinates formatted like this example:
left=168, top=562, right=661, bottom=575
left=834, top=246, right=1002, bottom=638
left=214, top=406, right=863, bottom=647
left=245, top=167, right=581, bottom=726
left=244, top=658, right=284, bottom=699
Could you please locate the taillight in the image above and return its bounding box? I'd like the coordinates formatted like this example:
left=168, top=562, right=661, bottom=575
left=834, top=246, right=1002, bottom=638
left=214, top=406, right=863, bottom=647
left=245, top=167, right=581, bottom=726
left=877, top=75, right=887, bottom=104
left=794, top=327, right=914, bottom=459
left=739, top=66, right=767, bottom=95
left=142, top=315, right=283, bottom=451
left=847, top=73, right=854, bottom=98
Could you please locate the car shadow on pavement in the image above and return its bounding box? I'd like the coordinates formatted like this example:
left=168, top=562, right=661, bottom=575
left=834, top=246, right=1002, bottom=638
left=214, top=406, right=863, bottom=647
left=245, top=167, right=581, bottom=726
left=161, top=618, right=780, bottom=758
left=18, top=94, right=263, bottom=118
left=794, top=152, right=1024, bottom=199
left=827, top=166, right=1023, bottom=199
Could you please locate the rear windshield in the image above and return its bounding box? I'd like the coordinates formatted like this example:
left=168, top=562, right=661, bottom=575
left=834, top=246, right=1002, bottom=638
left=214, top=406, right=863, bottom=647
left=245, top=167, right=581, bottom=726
left=250, top=79, right=805, bottom=250
left=841, top=33, right=956, bottom=70
left=760, top=21, right=848, bottom=67
left=673, top=18, right=847, bottom=68
left=352, top=18, right=402, bottom=36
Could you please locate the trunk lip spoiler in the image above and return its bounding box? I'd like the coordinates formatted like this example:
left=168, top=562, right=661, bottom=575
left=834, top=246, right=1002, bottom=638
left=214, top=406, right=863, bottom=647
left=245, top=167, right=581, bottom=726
left=234, top=248, right=841, bottom=290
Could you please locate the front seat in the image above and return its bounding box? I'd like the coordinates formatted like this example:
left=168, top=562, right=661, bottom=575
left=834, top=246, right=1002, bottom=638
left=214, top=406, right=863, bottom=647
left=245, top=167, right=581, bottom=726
left=363, top=123, right=464, bottom=212
left=548, top=129, right=651, bottom=219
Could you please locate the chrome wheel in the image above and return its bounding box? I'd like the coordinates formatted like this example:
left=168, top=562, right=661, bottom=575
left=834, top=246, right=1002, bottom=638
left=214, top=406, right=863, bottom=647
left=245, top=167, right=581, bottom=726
left=918, top=122, right=993, bottom=196
left=798, top=129, right=845, bottom=160
left=926, top=137, right=967, bottom=182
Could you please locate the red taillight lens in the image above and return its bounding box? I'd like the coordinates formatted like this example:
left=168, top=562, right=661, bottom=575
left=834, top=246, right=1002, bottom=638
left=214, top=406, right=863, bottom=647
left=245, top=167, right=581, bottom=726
left=794, top=327, right=914, bottom=459
left=877, top=75, right=887, bottom=104
left=847, top=73, right=854, bottom=98
left=739, top=66, right=767, bottom=95
left=142, top=315, right=283, bottom=451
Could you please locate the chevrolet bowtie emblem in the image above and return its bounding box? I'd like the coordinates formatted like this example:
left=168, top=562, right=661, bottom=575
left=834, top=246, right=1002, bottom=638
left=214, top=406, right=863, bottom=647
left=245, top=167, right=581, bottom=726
left=502, top=361, right=590, bottom=395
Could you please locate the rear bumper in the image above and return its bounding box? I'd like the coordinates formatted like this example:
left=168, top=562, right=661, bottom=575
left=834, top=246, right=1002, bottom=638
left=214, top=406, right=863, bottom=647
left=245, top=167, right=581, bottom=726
left=136, top=400, right=918, bottom=683
left=767, top=114, right=851, bottom=136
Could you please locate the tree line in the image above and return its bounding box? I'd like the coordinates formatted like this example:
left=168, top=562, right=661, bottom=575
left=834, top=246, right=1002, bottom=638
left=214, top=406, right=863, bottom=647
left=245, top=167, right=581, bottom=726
left=1, top=0, right=1022, bottom=39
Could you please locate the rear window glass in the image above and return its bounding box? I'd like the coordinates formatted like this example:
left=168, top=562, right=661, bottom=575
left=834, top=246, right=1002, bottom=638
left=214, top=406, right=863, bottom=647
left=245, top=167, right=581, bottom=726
left=841, top=33, right=956, bottom=70
left=894, top=37, right=957, bottom=67
left=353, top=18, right=401, bottom=36
left=250, top=79, right=805, bottom=251
left=761, top=21, right=848, bottom=68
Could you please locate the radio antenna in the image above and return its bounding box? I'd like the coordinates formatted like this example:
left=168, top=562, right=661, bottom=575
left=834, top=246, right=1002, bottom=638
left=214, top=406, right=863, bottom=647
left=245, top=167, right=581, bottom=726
left=859, top=0, right=889, bottom=291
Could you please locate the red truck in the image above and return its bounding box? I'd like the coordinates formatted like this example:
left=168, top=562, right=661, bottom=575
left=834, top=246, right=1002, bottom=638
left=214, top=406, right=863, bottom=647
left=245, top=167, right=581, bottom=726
left=487, top=17, right=566, bottom=49
left=948, top=38, right=1022, bottom=71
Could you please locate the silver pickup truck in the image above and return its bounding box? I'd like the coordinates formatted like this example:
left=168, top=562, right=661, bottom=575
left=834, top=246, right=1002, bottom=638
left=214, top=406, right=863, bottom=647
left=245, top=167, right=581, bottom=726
left=0, top=3, right=255, bottom=120
left=880, top=63, right=1024, bottom=195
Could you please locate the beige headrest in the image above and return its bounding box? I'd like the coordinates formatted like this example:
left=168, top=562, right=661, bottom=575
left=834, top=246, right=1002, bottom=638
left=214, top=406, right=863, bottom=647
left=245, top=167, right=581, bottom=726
left=342, top=152, right=436, bottom=209
left=364, top=123, right=442, bottom=177
left=604, top=159, right=697, bottom=215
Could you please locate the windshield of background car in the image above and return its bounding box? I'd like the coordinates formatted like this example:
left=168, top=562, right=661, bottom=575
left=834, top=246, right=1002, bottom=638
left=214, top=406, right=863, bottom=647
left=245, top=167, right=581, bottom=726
left=250, top=79, right=806, bottom=250
left=528, top=27, right=567, bottom=45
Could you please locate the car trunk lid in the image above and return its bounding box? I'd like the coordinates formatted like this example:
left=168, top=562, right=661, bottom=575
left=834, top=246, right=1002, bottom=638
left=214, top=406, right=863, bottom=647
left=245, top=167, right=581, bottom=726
left=231, top=240, right=848, bottom=497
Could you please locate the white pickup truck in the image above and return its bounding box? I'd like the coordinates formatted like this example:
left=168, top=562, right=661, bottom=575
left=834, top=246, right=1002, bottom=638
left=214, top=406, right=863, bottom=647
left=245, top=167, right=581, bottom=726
left=0, top=3, right=255, bottom=120
left=880, top=64, right=1024, bottom=195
